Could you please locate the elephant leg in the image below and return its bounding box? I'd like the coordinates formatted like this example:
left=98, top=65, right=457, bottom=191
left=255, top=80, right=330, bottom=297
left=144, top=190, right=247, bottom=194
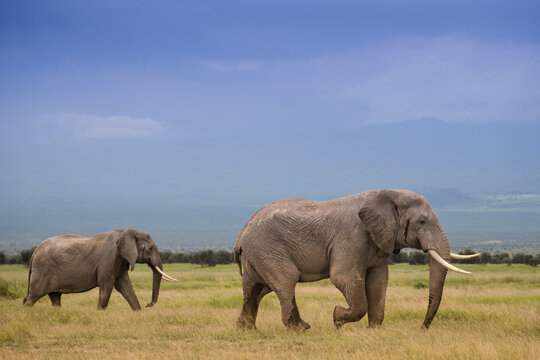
left=289, top=295, right=310, bottom=329
left=366, top=264, right=388, bottom=327
left=23, top=294, right=38, bottom=306
left=270, top=279, right=310, bottom=330
left=23, top=291, right=39, bottom=306
left=48, top=292, right=62, bottom=307
left=257, top=285, right=272, bottom=304
left=23, top=275, right=48, bottom=306
left=332, top=277, right=368, bottom=329
left=238, top=277, right=267, bottom=329
left=114, top=271, right=141, bottom=311
left=97, top=281, right=114, bottom=309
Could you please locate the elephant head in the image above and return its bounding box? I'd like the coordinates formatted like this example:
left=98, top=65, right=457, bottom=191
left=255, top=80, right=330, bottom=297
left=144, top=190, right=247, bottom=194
left=359, top=190, right=479, bottom=328
left=116, top=229, right=178, bottom=307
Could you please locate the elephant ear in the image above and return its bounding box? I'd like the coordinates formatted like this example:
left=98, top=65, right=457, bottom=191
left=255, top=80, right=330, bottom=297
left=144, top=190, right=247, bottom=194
left=117, top=229, right=138, bottom=271
left=358, top=190, right=400, bottom=254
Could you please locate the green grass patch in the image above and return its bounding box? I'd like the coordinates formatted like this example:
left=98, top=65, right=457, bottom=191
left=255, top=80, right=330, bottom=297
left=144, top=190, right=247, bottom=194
left=0, top=277, right=26, bottom=299
left=1, top=263, right=539, bottom=359
left=206, top=294, right=243, bottom=308
left=456, top=295, right=540, bottom=305
left=0, top=322, right=32, bottom=344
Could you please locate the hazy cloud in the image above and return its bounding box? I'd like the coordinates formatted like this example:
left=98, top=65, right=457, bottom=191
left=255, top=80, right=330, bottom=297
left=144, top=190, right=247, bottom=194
left=195, top=36, right=540, bottom=126
left=204, top=61, right=260, bottom=73
left=44, top=113, right=166, bottom=139
left=338, top=36, right=540, bottom=124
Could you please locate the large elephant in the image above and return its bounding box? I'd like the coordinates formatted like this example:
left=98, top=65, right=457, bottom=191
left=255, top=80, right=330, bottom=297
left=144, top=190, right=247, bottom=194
left=23, top=228, right=178, bottom=310
left=234, top=190, right=479, bottom=330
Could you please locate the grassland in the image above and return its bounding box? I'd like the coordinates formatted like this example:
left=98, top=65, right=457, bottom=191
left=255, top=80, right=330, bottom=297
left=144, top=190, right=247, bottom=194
left=1, top=263, right=539, bottom=359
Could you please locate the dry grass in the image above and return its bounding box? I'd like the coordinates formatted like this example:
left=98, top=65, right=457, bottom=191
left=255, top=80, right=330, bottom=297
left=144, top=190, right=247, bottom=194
left=1, top=263, right=539, bottom=359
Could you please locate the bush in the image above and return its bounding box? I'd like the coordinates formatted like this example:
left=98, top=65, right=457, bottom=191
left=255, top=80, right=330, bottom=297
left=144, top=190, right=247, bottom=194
left=159, top=249, right=233, bottom=265
left=194, top=250, right=217, bottom=267
left=491, top=253, right=511, bottom=264
left=215, top=250, right=233, bottom=264
left=8, top=254, right=21, bottom=265
left=479, top=252, right=491, bottom=264
left=512, top=253, right=534, bottom=264
left=390, top=251, right=409, bottom=263
left=20, top=247, right=36, bottom=266
left=409, top=251, right=428, bottom=265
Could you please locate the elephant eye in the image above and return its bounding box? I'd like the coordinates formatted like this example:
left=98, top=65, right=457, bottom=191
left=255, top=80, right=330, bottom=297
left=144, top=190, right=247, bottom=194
left=420, top=220, right=426, bottom=225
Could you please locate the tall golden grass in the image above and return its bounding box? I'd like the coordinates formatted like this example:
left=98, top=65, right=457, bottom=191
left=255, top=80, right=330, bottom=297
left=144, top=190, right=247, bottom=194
left=1, top=263, right=538, bottom=359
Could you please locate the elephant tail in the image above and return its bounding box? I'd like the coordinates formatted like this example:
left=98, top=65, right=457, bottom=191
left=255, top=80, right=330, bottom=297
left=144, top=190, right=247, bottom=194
left=23, top=256, right=33, bottom=304
left=234, top=246, right=243, bottom=277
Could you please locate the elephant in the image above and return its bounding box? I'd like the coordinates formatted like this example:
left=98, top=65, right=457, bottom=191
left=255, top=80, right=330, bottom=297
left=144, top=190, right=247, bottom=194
left=233, top=190, right=479, bottom=330
left=23, top=228, right=178, bottom=310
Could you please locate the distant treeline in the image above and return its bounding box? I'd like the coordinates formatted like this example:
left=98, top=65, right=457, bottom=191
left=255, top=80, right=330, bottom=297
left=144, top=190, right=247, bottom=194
left=1, top=248, right=539, bottom=267
left=159, top=250, right=233, bottom=267
left=389, top=249, right=540, bottom=266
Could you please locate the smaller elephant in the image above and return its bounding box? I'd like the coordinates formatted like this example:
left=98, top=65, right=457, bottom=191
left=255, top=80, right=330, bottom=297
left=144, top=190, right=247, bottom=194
left=23, top=229, right=178, bottom=310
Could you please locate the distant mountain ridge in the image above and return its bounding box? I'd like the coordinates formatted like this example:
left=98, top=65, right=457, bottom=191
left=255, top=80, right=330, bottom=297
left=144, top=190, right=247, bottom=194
left=418, top=188, right=479, bottom=209
left=1, top=187, right=539, bottom=252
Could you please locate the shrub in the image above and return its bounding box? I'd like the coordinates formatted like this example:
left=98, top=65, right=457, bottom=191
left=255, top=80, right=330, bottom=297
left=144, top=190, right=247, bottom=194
left=409, top=251, right=428, bottom=265
left=20, top=247, right=36, bottom=266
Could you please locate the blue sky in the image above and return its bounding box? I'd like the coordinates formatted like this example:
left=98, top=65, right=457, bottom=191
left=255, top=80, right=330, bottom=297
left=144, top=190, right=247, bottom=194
left=1, top=0, right=540, bottom=221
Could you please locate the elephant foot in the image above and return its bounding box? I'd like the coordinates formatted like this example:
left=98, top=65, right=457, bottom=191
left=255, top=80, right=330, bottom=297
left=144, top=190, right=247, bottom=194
left=333, top=306, right=349, bottom=329
left=22, top=298, right=34, bottom=307
left=237, top=315, right=257, bottom=330
left=296, top=320, right=311, bottom=331
left=286, top=319, right=311, bottom=331
left=367, top=323, right=382, bottom=329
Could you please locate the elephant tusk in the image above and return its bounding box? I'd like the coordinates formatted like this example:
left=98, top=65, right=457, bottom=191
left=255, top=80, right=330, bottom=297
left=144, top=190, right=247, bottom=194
left=450, top=252, right=481, bottom=260
left=428, top=250, right=471, bottom=274
left=156, top=268, right=178, bottom=282
left=154, top=266, right=179, bottom=282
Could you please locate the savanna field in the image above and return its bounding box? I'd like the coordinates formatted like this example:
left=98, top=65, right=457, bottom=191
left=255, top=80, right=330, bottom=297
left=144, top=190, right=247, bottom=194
left=1, top=263, right=539, bottom=359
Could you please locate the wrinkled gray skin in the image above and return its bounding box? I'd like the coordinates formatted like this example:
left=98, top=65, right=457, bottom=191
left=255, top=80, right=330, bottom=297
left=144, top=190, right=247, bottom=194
left=23, top=229, right=163, bottom=310
left=234, top=190, right=452, bottom=330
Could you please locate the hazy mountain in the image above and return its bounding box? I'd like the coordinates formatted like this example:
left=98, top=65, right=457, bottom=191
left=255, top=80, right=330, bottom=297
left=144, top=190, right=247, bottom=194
left=1, top=187, right=539, bottom=253
left=417, top=188, right=479, bottom=209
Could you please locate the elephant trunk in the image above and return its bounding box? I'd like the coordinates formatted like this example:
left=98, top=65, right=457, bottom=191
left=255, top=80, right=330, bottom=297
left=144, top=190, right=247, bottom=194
left=147, top=259, right=162, bottom=308
left=422, top=232, right=450, bottom=329
left=423, top=256, right=448, bottom=328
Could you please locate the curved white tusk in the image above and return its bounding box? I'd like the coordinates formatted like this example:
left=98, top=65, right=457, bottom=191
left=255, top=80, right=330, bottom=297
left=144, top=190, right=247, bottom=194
left=157, top=269, right=178, bottom=282
left=154, top=266, right=179, bottom=282
left=450, top=252, right=481, bottom=259
left=428, top=250, right=471, bottom=274
left=158, top=270, right=178, bottom=282
left=155, top=269, right=175, bottom=282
